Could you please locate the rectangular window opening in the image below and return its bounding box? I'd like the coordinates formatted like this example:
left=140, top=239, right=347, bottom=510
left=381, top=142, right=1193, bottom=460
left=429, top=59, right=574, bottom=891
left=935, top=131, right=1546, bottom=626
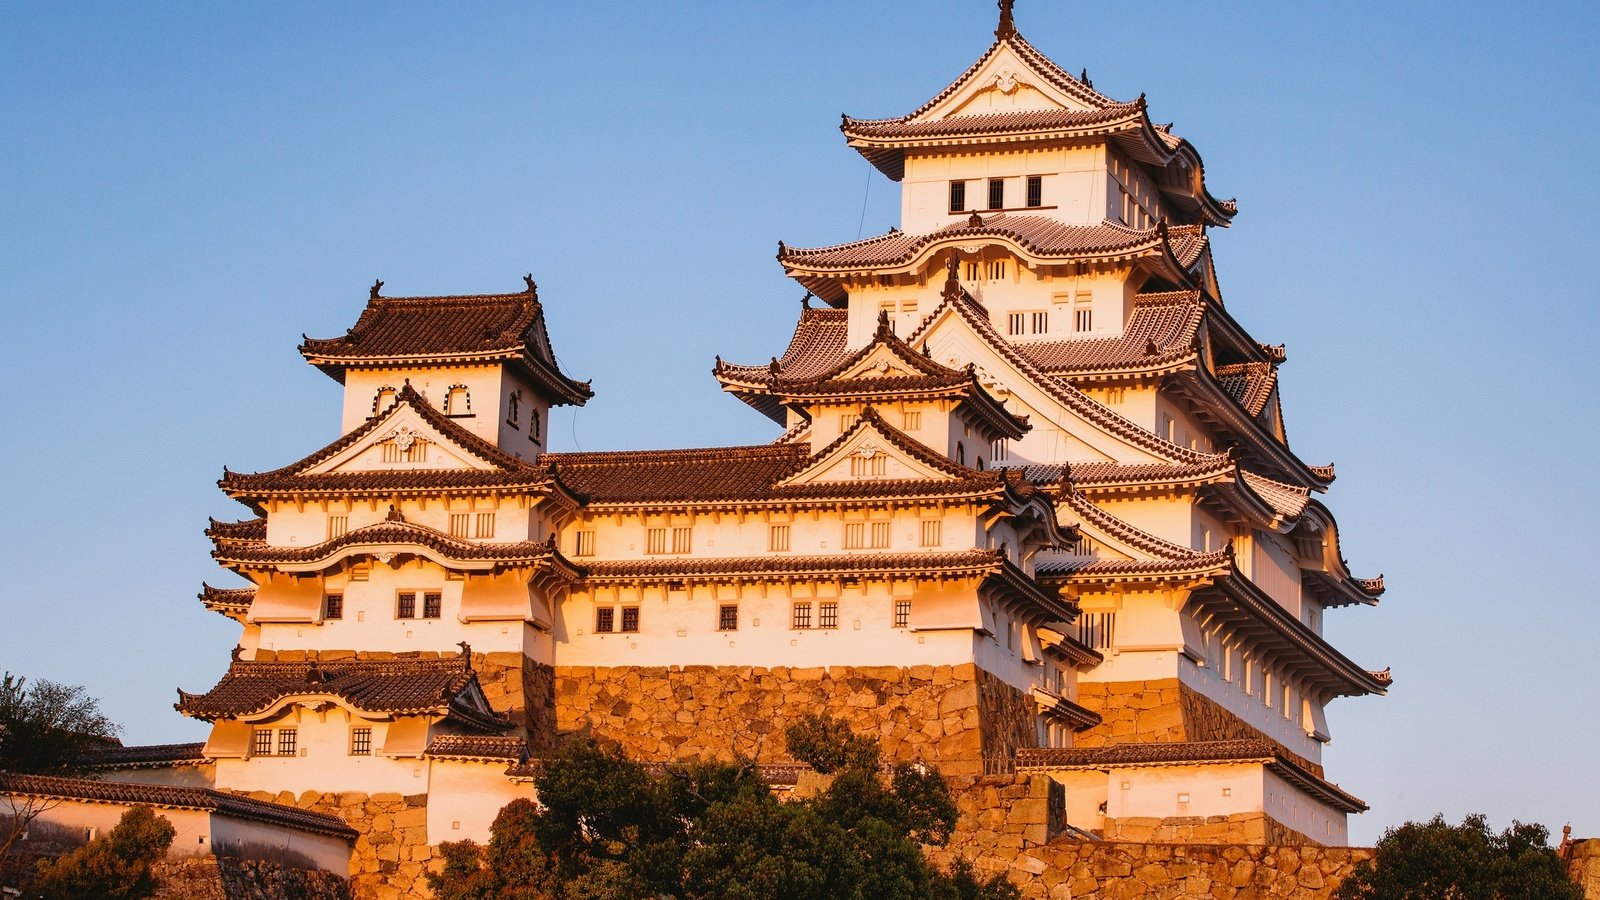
left=475, top=512, right=495, bottom=539
left=894, top=600, right=911, bottom=628
left=902, top=410, right=921, bottom=430
left=792, top=602, right=812, bottom=629
left=920, top=520, right=941, bottom=547
left=327, top=516, right=348, bottom=540
left=323, top=594, right=343, bottom=620
left=718, top=604, right=739, bottom=631
left=769, top=524, right=791, bottom=552
left=671, top=526, right=692, bottom=554
left=396, top=592, right=416, bottom=619
left=948, top=180, right=966, bottom=213
left=870, top=521, right=891, bottom=549
left=449, top=513, right=471, bottom=538
left=575, top=530, right=596, bottom=557
left=350, top=728, right=372, bottom=756
left=1026, top=175, right=1043, bottom=208
left=252, top=729, right=273, bottom=757
left=422, top=592, right=442, bottom=619
left=646, top=527, right=668, bottom=555
left=278, top=729, right=297, bottom=756
left=988, top=178, right=1004, bottom=210
left=818, top=601, right=839, bottom=629
left=620, top=607, right=639, bottom=633
left=595, top=607, right=615, bottom=633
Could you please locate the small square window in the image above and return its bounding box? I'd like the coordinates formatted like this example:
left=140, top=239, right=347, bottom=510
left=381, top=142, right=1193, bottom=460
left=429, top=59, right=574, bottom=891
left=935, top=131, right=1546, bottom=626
left=843, top=522, right=866, bottom=550
left=672, top=527, right=692, bottom=554
left=902, top=411, right=921, bottom=430
left=350, top=728, right=372, bottom=756
left=475, top=512, right=495, bottom=539
left=920, top=520, right=942, bottom=547
left=894, top=600, right=911, bottom=628
left=948, top=180, right=966, bottom=213
left=449, top=513, right=471, bottom=538
left=792, top=602, right=812, bottom=629
left=620, top=607, right=639, bottom=633
left=278, top=729, right=297, bottom=756
left=718, top=604, right=738, bottom=631
left=323, top=594, right=343, bottom=620
left=818, top=602, right=839, bottom=629
left=870, top=522, right=891, bottom=549
left=327, top=515, right=348, bottom=540
left=252, top=729, right=273, bottom=757
left=646, top=527, right=668, bottom=555
left=575, top=530, right=596, bottom=557
left=422, top=592, right=442, bottom=619
left=769, top=524, right=790, bottom=552
left=595, top=607, right=615, bottom=633
left=396, top=592, right=416, bottom=619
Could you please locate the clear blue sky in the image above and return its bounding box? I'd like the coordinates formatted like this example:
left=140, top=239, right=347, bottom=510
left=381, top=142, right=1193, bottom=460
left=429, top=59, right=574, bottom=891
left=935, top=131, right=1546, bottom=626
left=2, top=1, right=1596, bottom=845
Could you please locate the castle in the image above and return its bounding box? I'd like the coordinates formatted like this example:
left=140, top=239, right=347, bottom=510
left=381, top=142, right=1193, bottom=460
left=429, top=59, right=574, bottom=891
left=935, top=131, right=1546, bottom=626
left=90, top=4, right=1389, bottom=894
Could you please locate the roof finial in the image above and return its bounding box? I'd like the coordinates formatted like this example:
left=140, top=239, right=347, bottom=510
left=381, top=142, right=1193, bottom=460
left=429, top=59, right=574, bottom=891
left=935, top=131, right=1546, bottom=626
left=996, top=0, right=1017, bottom=39
left=523, top=273, right=537, bottom=295
left=801, top=291, right=812, bottom=309
left=370, top=279, right=384, bottom=300
left=385, top=504, right=405, bottom=523
left=875, top=308, right=893, bottom=338
left=1080, top=68, right=1093, bottom=88
left=231, top=644, right=244, bottom=662
left=942, top=251, right=963, bottom=302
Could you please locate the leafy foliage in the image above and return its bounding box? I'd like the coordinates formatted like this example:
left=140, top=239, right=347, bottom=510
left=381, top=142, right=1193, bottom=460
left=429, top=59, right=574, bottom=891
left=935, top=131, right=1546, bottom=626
left=29, top=805, right=175, bottom=899
left=1334, top=813, right=1582, bottom=900
left=0, top=672, right=120, bottom=775
left=428, top=718, right=1019, bottom=900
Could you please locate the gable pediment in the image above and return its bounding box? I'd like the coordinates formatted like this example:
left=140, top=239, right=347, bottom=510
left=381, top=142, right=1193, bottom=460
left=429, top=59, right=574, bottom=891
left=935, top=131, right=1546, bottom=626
left=779, top=412, right=965, bottom=487
left=917, top=43, right=1098, bottom=123
left=307, top=404, right=497, bottom=476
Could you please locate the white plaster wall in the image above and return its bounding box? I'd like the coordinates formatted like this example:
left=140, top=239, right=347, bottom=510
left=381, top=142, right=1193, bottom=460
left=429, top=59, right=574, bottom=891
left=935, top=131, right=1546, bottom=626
left=340, top=366, right=506, bottom=446
left=425, top=762, right=537, bottom=845
left=98, top=765, right=216, bottom=789
left=263, top=495, right=545, bottom=549
left=1179, top=656, right=1323, bottom=765
left=900, top=145, right=1106, bottom=234
left=1103, top=762, right=1265, bottom=822
left=12, top=799, right=214, bottom=858
left=208, top=815, right=351, bottom=874
left=211, top=708, right=427, bottom=797
left=1263, top=767, right=1350, bottom=846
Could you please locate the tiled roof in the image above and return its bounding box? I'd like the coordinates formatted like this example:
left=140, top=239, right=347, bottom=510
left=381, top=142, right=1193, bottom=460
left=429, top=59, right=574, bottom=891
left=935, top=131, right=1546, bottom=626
left=1036, top=553, right=1231, bottom=581
left=1215, top=362, right=1278, bottom=418
left=1239, top=470, right=1311, bottom=519
left=176, top=654, right=510, bottom=732
left=425, top=735, right=528, bottom=762
left=1019, top=291, right=1204, bottom=376
left=86, top=742, right=208, bottom=769
left=583, top=548, right=1007, bottom=581
left=299, top=285, right=591, bottom=405
left=206, top=518, right=265, bottom=542
left=1014, top=739, right=1366, bottom=814
left=780, top=215, right=1166, bottom=272
left=211, top=511, right=573, bottom=573
left=198, top=584, right=254, bottom=617
left=0, top=773, right=359, bottom=839
left=221, top=384, right=569, bottom=502
left=715, top=307, right=848, bottom=420
left=1020, top=456, right=1235, bottom=490
left=842, top=104, right=1143, bottom=140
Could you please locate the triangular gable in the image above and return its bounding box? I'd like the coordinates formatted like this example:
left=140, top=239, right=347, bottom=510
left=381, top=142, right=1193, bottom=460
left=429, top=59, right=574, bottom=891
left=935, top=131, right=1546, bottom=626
left=902, top=34, right=1116, bottom=125
left=307, top=403, right=496, bottom=475
left=778, top=408, right=975, bottom=487
left=818, top=313, right=964, bottom=384
left=906, top=292, right=1210, bottom=468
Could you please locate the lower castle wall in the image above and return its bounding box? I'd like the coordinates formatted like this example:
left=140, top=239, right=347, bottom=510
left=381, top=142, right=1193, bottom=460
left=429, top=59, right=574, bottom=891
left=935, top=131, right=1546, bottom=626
left=554, top=663, right=1036, bottom=775
left=1076, top=679, right=1324, bottom=776
left=241, top=790, right=432, bottom=900
left=1570, top=839, right=1600, bottom=899
left=153, top=856, right=350, bottom=900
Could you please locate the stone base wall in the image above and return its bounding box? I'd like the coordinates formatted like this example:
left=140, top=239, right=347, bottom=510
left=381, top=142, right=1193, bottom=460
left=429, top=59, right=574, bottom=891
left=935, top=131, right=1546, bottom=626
left=1077, top=679, right=1323, bottom=776
left=241, top=789, right=432, bottom=900
left=1569, top=838, right=1600, bottom=899
left=154, top=856, right=350, bottom=900
left=1103, top=813, right=1307, bottom=846
left=976, top=670, right=1040, bottom=774
left=941, top=839, right=1372, bottom=899
left=555, top=663, right=1033, bottom=775
left=942, top=774, right=1068, bottom=856
left=251, top=649, right=554, bottom=746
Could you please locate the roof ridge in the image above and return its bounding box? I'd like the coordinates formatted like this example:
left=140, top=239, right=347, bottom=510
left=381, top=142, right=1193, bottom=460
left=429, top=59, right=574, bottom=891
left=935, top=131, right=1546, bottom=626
left=544, top=443, right=805, bottom=466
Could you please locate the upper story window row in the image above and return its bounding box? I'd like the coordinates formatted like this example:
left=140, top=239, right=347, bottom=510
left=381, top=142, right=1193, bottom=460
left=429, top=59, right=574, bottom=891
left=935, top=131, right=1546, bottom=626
left=949, top=176, right=1046, bottom=214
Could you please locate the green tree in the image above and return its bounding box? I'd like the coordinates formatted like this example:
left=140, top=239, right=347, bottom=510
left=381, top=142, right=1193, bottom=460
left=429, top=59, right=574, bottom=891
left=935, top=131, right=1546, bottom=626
left=428, top=718, right=1019, bottom=900
left=29, top=805, right=175, bottom=900
left=1334, top=813, right=1581, bottom=900
left=0, top=673, right=120, bottom=776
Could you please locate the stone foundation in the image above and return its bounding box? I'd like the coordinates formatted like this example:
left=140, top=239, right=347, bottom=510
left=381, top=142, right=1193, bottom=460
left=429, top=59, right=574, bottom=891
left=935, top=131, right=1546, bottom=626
left=240, top=789, right=432, bottom=900
left=1103, top=812, right=1307, bottom=846
left=251, top=649, right=555, bottom=746
left=555, top=663, right=1036, bottom=775
left=1076, top=679, right=1323, bottom=776
left=1569, top=838, right=1600, bottom=899
left=942, top=774, right=1068, bottom=855
left=154, top=856, right=350, bottom=899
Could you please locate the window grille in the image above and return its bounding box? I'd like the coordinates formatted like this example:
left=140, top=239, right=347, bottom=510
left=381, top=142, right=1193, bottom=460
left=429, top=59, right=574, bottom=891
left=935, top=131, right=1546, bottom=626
left=595, top=607, right=615, bottom=633
left=792, top=602, right=812, bottom=629
left=1031, top=311, right=1047, bottom=333
left=920, top=520, right=941, bottom=547
left=818, top=602, right=839, bottom=629
left=575, top=530, right=596, bottom=556
left=422, top=592, right=442, bottom=619
left=870, top=522, right=891, bottom=549
left=987, top=260, right=1007, bottom=280
left=252, top=729, right=272, bottom=757
left=646, top=528, right=667, bottom=555
left=1026, top=175, right=1043, bottom=207
left=449, top=514, right=471, bottom=538
left=1074, top=306, right=1093, bottom=333
left=840, top=413, right=858, bottom=431
left=620, top=607, right=639, bottom=633
left=948, top=180, right=966, bottom=213
left=844, top=522, right=866, bottom=549
left=350, top=728, right=372, bottom=756
left=278, top=729, right=297, bottom=756
left=323, top=594, right=343, bottom=620
left=988, top=178, right=1004, bottom=210
left=902, top=411, right=921, bottom=430
left=718, top=604, right=738, bottom=631
left=327, top=516, right=348, bottom=539
left=894, top=600, right=911, bottom=628
left=396, top=592, right=416, bottom=619
left=475, top=513, right=495, bottom=539
left=1077, top=612, right=1116, bottom=650
left=1008, top=313, right=1026, bottom=335
left=672, top=527, right=692, bottom=554
left=769, top=524, right=790, bottom=552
